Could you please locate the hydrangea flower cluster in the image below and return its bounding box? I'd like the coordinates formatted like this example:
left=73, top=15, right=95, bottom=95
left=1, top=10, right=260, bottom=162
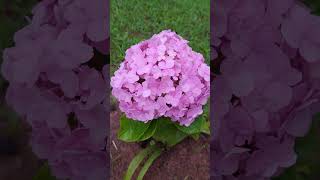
left=212, top=0, right=320, bottom=179
left=111, top=30, right=210, bottom=126
left=1, top=0, right=109, bottom=179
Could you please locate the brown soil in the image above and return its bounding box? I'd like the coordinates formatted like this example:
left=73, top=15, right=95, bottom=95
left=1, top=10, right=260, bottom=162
left=111, top=111, right=210, bottom=180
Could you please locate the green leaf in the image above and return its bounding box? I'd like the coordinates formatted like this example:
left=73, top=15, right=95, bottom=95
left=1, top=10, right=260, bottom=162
left=190, top=133, right=200, bottom=140
left=118, top=115, right=151, bottom=142
left=124, top=144, right=157, bottom=180
left=139, top=120, right=158, bottom=141
left=33, top=163, right=56, bottom=180
left=137, top=146, right=163, bottom=180
left=175, top=115, right=206, bottom=135
left=118, top=102, right=209, bottom=145
left=174, top=103, right=210, bottom=135
left=201, top=120, right=210, bottom=135
left=152, top=118, right=188, bottom=147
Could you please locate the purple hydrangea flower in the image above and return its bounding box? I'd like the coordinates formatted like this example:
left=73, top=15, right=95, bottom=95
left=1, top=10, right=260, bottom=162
left=111, top=30, right=210, bottom=126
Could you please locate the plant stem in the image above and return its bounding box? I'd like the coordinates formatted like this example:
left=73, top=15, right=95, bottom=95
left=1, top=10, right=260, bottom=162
left=124, top=144, right=156, bottom=180
left=137, top=146, right=163, bottom=180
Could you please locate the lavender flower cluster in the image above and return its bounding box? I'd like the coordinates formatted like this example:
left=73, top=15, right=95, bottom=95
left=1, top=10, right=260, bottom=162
left=111, top=30, right=210, bottom=126
left=1, top=0, right=108, bottom=179
left=212, top=0, right=320, bottom=179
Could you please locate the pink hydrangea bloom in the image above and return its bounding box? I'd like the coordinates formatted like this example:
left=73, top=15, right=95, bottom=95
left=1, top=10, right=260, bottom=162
left=111, top=30, right=210, bottom=126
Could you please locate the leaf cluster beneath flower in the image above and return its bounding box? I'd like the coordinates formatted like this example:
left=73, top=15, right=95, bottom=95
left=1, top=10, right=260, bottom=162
left=118, top=104, right=209, bottom=147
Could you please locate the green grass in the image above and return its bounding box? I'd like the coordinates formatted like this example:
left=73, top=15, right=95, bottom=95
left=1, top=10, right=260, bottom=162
left=110, top=0, right=210, bottom=74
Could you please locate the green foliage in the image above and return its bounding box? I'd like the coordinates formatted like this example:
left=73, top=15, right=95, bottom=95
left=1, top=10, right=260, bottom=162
left=118, top=115, right=152, bottom=142
left=175, top=114, right=206, bottom=134
left=110, top=0, right=210, bottom=74
left=136, top=146, right=163, bottom=180
left=0, top=0, right=38, bottom=54
left=124, top=142, right=164, bottom=180
left=124, top=144, right=158, bottom=180
left=120, top=109, right=209, bottom=179
left=118, top=106, right=209, bottom=147
left=138, top=120, right=158, bottom=141
left=190, top=133, right=200, bottom=140
left=273, top=113, right=320, bottom=180
left=152, top=118, right=188, bottom=147
left=175, top=104, right=210, bottom=135
left=33, top=163, right=57, bottom=180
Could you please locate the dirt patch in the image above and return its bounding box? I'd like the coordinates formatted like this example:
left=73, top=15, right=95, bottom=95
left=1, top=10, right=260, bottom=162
left=111, top=111, right=210, bottom=180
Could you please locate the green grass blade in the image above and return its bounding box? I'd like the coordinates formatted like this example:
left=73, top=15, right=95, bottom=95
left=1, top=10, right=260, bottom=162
left=124, top=144, right=156, bottom=180
left=137, top=146, right=163, bottom=180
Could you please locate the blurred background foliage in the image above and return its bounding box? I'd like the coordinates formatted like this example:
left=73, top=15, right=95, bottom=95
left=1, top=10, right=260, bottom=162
left=0, top=0, right=37, bottom=146
left=273, top=113, right=320, bottom=180
left=272, top=0, right=320, bottom=179
left=0, top=0, right=54, bottom=180
left=304, top=0, right=320, bottom=15
left=0, top=0, right=38, bottom=56
left=0, top=0, right=36, bottom=148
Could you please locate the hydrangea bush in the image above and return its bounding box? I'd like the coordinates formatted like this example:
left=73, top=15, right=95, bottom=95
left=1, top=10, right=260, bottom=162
left=211, top=0, right=320, bottom=179
left=1, top=0, right=109, bottom=179
left=111, top=30, right=210, bottom=126
left=111, top=30, right=210, bottom=179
